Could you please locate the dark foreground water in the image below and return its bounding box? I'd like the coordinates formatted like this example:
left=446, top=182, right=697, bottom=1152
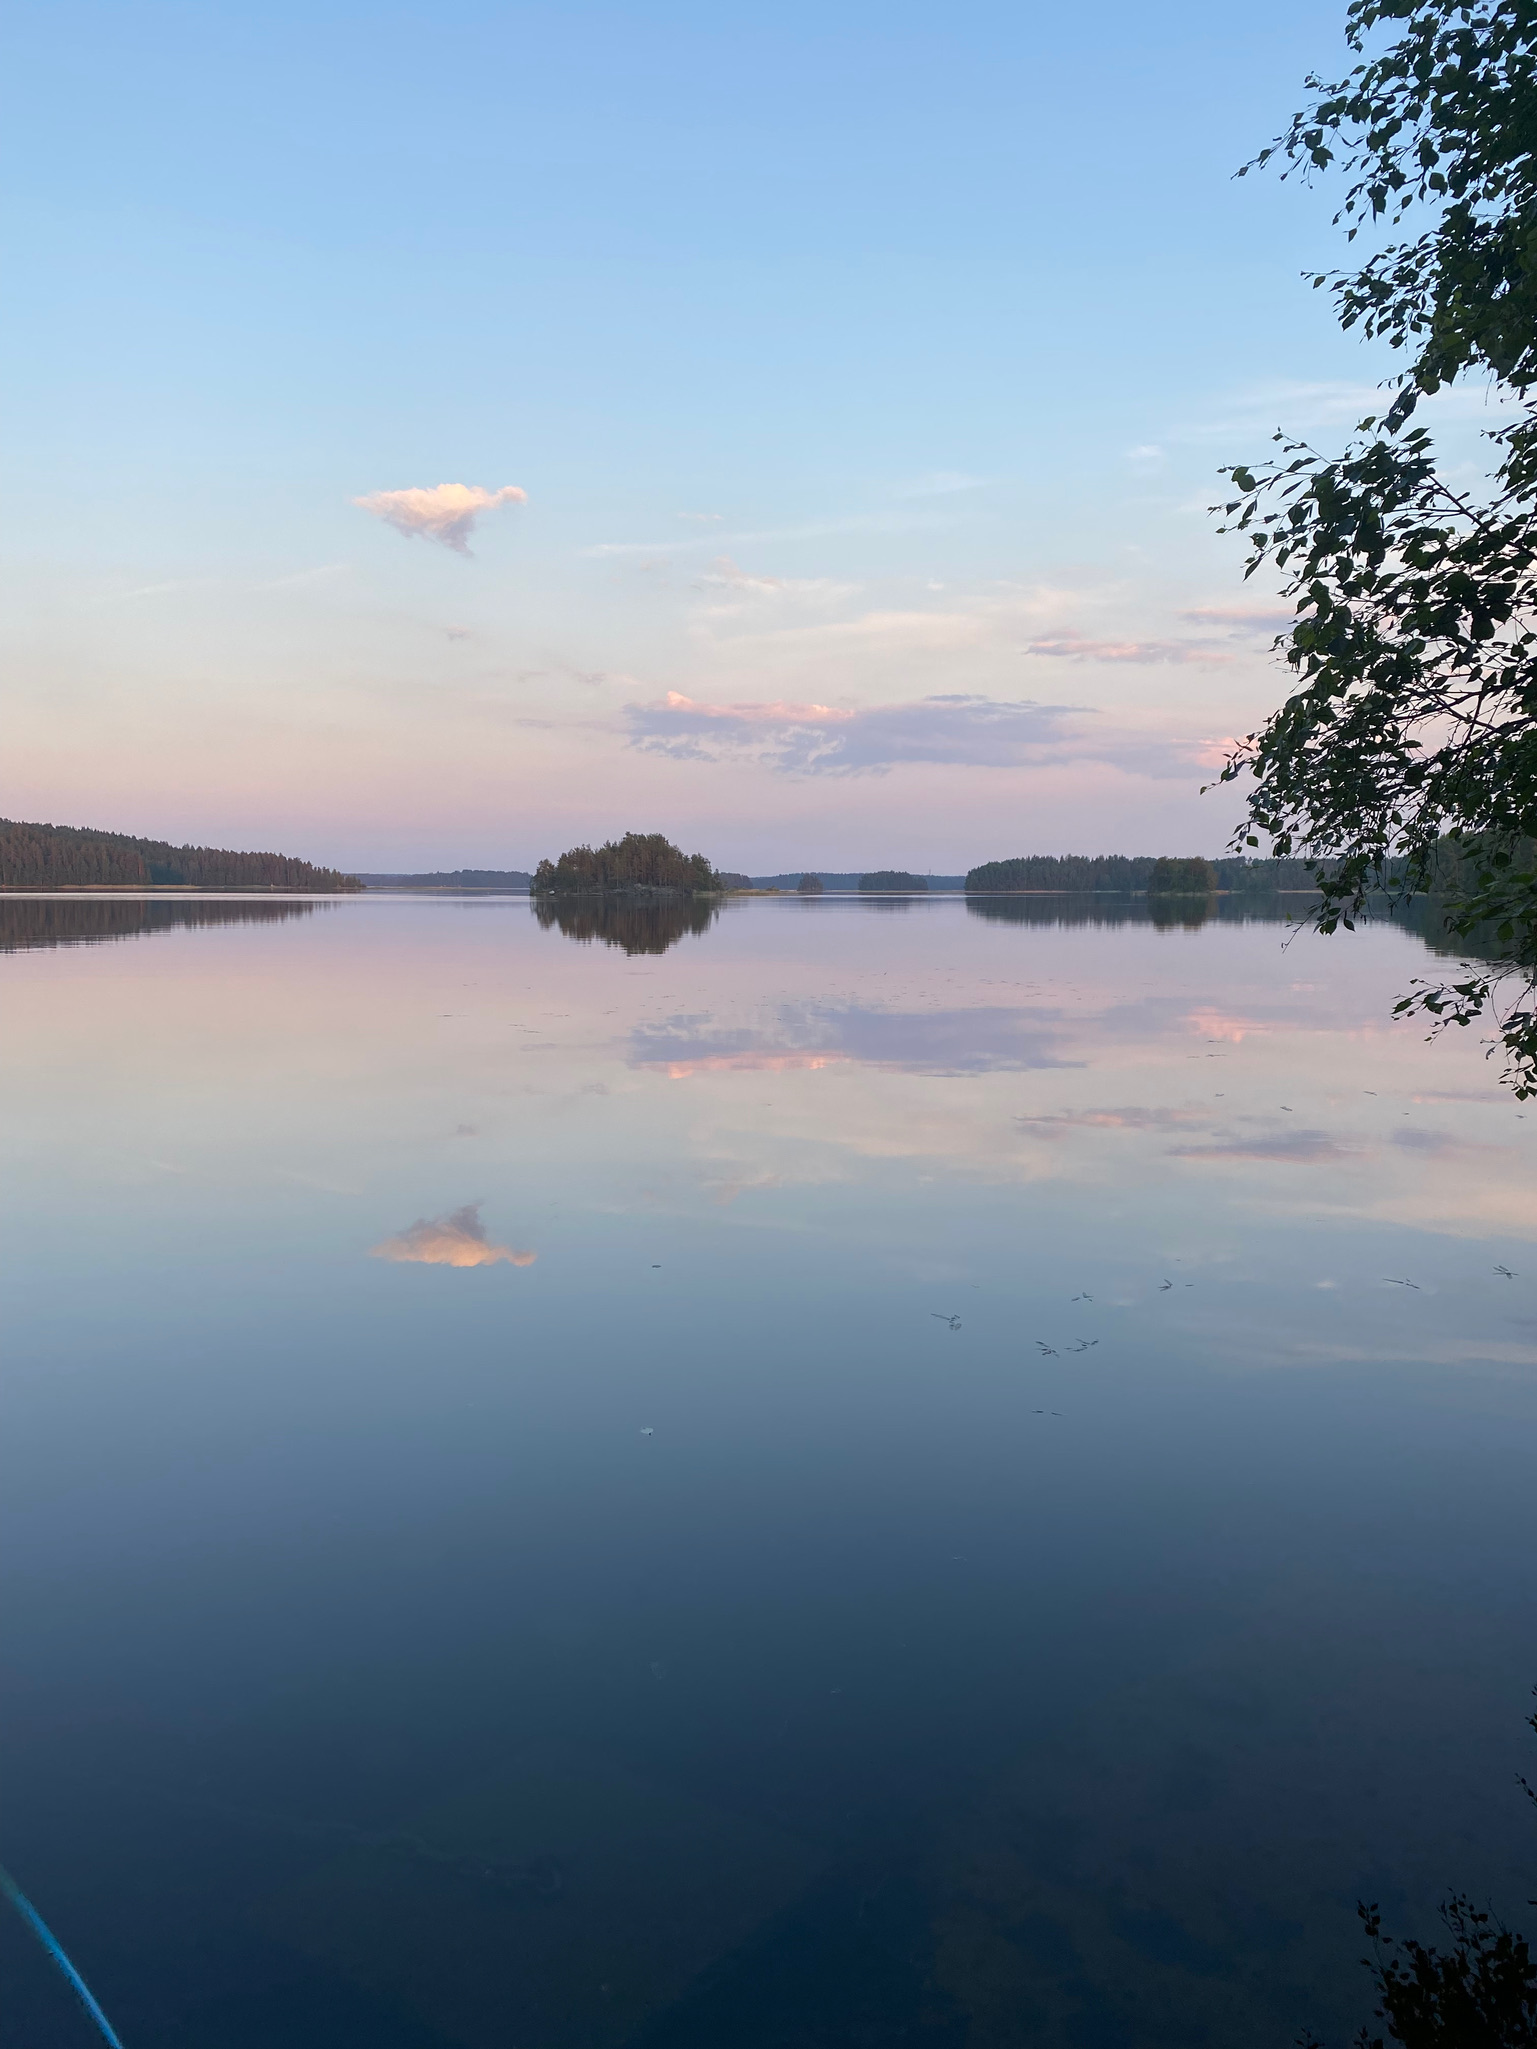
left=2, top=890, right=1533, bottom=2049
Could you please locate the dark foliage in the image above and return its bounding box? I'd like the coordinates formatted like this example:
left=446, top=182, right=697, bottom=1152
left=1223, top=0, right=1537, bottom=1091
left=531, top=832, right=717, bottom=896
left=1300, top=1689, right=1537, bottom=2046
left=0, top=817, right=360, bottom=892
left=1147, top=857, right=1220, bottom=895
left=964, top=854, right=1316, bottom=893
left=797, top=874, right=825, bottom=894
left=859, top=871, right=928, bottom=892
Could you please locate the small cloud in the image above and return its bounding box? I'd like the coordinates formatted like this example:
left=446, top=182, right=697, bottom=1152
left=677, top=511, right=724, bottom=524
left=371, top=1200, right=535, bottom=1268
left=354, top=482, right=528, bottom=555
left=1020, top=632, right=1231, bottom=666
left=1179, top=605, right=1292, bottom=631
left=699, top=554, right=786, bottom=595
left=446, top=625, right=473, bottom=640
left=1125, top=444, right=1164, bottom=462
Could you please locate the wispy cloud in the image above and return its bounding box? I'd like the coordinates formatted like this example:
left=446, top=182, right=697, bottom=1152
left=1016, top=1105, right=1206, bottom=1140
left=693, top=555, right=856, bottom=610
left=354, top=483, right=528, bottom=555
left=1179, top=605, right=1292, bottom=631
left=1020, top=632, right=1232, bottom=666
left=1389, top=1127, right=1497, bottom=1158
left=1176, top=375, right=1520, bottom=447
left=898, top=470, right=988, bottom=498
left=627, top=687, right=1212, bottom=780
left=583, top=509, right=941, bottom=558
left=259, top=563, right=351, bottom=592
left=632, top=1001, right=1080, bottom=1077
left=629, top=689, right=1096, bottom=774
left=370, top=1201, right=536, bottom=1268
left=1168, top=1129, right=1363, bottom=1164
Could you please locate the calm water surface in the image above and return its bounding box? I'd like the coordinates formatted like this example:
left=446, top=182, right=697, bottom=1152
left=2, top=891, right=1534, bottom=2049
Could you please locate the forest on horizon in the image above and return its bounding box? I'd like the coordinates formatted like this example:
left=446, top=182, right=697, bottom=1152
left=0, top=818, right=362, bottom=892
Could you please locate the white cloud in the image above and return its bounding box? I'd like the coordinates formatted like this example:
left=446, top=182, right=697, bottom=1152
left=370, top=1201, right=536, bottom=1268
left=354, top=482, right=528, bottom=555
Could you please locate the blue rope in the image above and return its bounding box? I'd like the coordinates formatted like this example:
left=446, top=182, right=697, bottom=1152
left=0, top=1863, right=127, bottom=2049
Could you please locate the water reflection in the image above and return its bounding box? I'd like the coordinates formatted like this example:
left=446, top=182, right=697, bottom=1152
left=0, top=894, right=319, bottom=951
left=3, top=894, right=1535, bottom=2049
left=632, top=1001, right=1080, bottom=1076
left=965, top=889, right=1313, bottom=930
left=371, top=1201, right=537, bottom=1269
left=532, top=894, right=724, bottom=955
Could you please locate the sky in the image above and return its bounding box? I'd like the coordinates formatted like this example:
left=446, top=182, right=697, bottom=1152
left=0, top=0, right=1483, bottom=872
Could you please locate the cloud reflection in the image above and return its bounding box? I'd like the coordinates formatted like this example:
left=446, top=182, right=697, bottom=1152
left=1167, top=1130, right=1363, bottom=1165
left=371, top=1202, right=536, bottom=1269
left=632, top=1002, right=1080, bottom=1078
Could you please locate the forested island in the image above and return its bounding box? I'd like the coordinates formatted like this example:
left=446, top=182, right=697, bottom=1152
left=532, top=832, right=721, bottom=896
left=860, top=870, right=928, bottom=892
left=1, top=817, right=361, bottom=892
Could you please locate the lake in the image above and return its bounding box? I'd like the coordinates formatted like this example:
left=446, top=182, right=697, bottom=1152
left=2, top=889, right=1534, bottom=2049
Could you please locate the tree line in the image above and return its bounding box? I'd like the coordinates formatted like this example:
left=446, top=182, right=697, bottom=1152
left=0, top=817, right=361, bottom=891
left=964, top=854, right=1319, bottom=893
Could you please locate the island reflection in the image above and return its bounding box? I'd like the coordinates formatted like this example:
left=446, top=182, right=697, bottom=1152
left=0, top=896, right=321, bottom=952
left=532, top=893, right=725, bottom=955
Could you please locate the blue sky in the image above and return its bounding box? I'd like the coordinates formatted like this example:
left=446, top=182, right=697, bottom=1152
left=1, top=0, right=1440, bottom=871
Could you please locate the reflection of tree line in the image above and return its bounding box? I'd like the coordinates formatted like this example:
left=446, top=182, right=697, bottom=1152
left=0, top=897, right=320, bottom=952
left=533, top=893, right=724, bottom=955
left=964, top=890, right=1317, bottom=931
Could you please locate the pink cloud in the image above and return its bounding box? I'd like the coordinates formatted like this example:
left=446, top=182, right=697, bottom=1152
left=662, top=690, right=855, bottom=726
left=354, top=483, right=528, bottom=555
